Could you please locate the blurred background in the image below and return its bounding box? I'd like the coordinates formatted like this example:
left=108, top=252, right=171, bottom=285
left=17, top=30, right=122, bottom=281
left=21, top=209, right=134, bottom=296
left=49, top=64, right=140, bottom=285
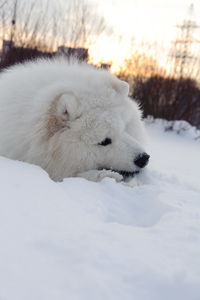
left=0, top=0, right=200, bottom=128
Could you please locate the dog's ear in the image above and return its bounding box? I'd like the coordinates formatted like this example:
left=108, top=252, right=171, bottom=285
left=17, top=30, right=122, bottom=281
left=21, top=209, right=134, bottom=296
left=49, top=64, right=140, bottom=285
left=46, top=92, right=78, bottom=138
left=111, top=78, right=129, bottom=96
left=56, top=92, right=78, bottom=122
left=118, top=80, right=129, bottom=96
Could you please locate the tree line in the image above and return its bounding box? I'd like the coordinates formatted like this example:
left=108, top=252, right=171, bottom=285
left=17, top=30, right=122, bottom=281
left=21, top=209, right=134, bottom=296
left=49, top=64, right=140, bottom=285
left=0, top=0, right=199, bottom=127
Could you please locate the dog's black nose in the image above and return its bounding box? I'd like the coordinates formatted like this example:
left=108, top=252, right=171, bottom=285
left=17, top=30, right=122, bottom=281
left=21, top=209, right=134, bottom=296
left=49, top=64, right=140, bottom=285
left=134, top=153, right=150, bottom=168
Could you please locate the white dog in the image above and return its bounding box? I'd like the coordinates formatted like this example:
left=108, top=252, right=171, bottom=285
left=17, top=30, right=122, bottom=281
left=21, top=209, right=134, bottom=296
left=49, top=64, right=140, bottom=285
left=0, top=58, right=149, bottom=182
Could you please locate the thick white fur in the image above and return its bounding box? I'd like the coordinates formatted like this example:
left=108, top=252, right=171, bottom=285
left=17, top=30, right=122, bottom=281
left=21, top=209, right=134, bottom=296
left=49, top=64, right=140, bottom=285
left=0, top=58, right=147, bottom=182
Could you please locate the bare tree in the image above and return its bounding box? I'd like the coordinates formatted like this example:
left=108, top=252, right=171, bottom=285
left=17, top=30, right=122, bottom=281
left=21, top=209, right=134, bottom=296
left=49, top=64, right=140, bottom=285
left=0, top=0, right=110, bottom=52
left=54, top=0, right=110, bottom=49
left=0, top=0, right=54, bottom=51
left=116, top=40, right=161, bottom=94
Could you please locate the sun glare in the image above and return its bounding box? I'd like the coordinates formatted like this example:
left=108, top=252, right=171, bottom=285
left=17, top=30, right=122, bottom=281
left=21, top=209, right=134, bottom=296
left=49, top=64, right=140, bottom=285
left=88, top=0, right=200, bottom=75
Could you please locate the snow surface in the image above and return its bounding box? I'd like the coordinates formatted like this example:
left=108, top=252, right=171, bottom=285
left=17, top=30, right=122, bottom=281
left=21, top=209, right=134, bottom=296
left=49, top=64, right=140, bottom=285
left=0, top=119, right=200, bottom=300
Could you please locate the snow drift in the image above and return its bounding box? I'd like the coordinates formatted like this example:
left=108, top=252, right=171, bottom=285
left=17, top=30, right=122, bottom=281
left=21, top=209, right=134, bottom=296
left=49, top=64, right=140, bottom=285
left=0, top=119, right=200, bottom=300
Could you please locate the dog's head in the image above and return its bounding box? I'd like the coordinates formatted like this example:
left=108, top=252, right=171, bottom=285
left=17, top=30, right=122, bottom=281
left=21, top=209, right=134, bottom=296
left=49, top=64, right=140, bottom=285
left=44, top=67, right=149, bottom=180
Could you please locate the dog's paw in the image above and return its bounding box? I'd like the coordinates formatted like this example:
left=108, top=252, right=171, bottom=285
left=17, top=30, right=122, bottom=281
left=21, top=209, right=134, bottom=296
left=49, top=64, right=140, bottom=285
left=78, top=169, right=123, bottom=182
left=98, top=169, right=123, bottom=182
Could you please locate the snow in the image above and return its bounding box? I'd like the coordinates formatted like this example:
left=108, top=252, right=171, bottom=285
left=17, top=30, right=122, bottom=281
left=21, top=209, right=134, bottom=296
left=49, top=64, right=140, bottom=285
left=0, top=119, right=200, bottom=300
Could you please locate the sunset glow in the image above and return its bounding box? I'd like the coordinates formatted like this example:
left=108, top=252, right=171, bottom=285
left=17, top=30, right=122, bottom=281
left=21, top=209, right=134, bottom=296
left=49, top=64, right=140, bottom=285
left=87, top=0, right=200, bottom=73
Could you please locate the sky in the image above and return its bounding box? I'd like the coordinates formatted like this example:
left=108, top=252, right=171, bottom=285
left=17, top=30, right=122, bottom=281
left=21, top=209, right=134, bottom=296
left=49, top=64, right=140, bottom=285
left=4, top=0, right=200, bottom=73
left=87, top=0, right=200, bottom=71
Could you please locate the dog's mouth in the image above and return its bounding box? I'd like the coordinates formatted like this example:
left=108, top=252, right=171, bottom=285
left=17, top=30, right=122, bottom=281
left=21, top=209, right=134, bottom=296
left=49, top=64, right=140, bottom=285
left=103, top=168, right=140, bottom=180
left=117, top=170, right=139, bottom=178
left=114, top=169, right=140, bottom=180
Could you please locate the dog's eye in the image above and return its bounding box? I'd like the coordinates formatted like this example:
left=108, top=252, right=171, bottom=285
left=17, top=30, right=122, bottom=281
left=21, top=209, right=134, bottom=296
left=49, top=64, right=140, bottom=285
left=98, top=138, right=112, bottom=146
